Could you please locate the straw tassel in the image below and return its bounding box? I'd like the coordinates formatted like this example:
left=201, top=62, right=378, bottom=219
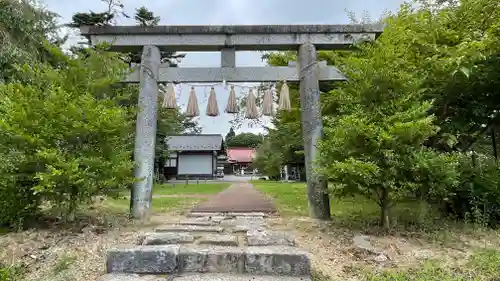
left=278, top=81, right=291, bottom=112
left=206, top=87, right=219, bottom=117
left=225, top=85, right=238, bottom=114
left=185, top=86, right=200, bottom=117
left=262, top=88, right=274, bottom=116
left=162, top=83, right=177, bottom=109
left=245, top=88, right=259, bottom=119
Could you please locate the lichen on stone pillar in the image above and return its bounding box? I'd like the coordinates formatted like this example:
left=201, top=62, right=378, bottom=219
left=298, top=43, right=331, bottom=220
left=131, top=45, right=161, bottom=221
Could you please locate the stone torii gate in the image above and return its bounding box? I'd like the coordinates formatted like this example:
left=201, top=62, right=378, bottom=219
left=79, top=24, right=383, bottom=220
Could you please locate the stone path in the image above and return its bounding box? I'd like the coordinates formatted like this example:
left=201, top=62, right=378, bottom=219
left=190, top=183, right=276, bottom=213
left=98, top=212, right=312, bottom=280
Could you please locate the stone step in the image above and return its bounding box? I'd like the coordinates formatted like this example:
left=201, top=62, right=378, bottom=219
left=98, top=273, right=312, bottom=281
left=98, top=273, right=166, bottom=280
left=106, top=245, right=310, bottom=276
left=138, top=232, right=196, bottom=245
left=155, top=225, right=224, bottom=233
left=187, top=212, right=269, bottom=218
left=138, top=232, right=238, bottom=246
left=173, top=274, right=311, bottom=281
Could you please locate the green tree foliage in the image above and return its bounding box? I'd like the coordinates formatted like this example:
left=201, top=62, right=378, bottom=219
left=258, top=0, right=500, bottom=226
left=0, top=0, right=201, bottom=227
left=68, top=4, right=200, bottom=180
left=225, top=132, right=263, bottom=148
left=317, top=29, right=459, bottom=228
left=0, top=44, right=136, bottom=226
left=252, top=139, right=283, bottom=179
left=375, top=0, right=500, bottom=152
left=0, top=0, right=64, bottom=82
left=134, top=6, right=159, bottom=26
left=225, top=127, right=236, bottom=141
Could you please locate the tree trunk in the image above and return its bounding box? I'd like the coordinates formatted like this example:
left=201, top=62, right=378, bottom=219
left=379, top=188, right=390, bottom=229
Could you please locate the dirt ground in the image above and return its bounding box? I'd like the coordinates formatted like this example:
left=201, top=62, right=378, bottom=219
left=267, top=216, right=500, bottom=280
left=2, top=211, right=500, bottom=281
left=0, top=209, right=185, bottom=281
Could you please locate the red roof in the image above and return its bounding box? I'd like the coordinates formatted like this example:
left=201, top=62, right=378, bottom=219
left=226, top=147, right=256, bottom=163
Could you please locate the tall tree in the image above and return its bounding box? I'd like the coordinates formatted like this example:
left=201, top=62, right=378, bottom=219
left=127, top=6, right=185, bottom=66
left=0, top=0, right=65, bottom=82
left=68, top=4, right=201, bottom=180
left=225, top=127, right=236, bottom=141
left=226, top=133, right=263, bottom=148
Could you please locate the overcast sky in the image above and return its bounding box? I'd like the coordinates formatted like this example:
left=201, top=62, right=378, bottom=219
left=41, top=0, right=405, bottom=136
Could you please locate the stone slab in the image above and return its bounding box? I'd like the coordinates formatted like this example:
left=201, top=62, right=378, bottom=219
left=198, top=234, right=239, bottom=246
left=172, top=273, right=312, bottom=281
left=230, top=212, right=268, bottom=218
left=187, top=212, right=224, bottom=218
left=224, top=218, right=267, bottom=233
left=178, top=245, right=245, bottom=274
left=209, top=216, right=227, bottom=223
left=98, top=273, right=312, bottom=281
left=98, top=273, right=168, bottom=280
left=155, top=225, right=224, bottom=233
left=178, top=219, right=218, bottom=226
left=107, top=245, right=179, bottom=274
left=246, top=229, right=295, bottom=246
left=244, top=246, right=311, bottom=276
left=139, top=232, right=196, bottom=245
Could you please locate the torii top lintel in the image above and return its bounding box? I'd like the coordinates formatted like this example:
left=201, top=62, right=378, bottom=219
left=79, top=24, right=384, bottom=52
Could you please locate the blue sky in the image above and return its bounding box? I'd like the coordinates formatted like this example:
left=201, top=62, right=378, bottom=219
left=42, top=0, right=405, bottom=136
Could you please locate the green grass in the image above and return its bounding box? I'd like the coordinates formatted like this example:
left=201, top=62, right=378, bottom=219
left=152, top=182, right=230, bottom=195
left=253, top=180, right=500, bottom=281
left=252, top=180, right=481, bottom=234
left=52, top=254, right=76, bottom=274
left=118, top=182, right=230, bottom=197
left=252, top=180, right=382, bottom=220
left=0, top=264, right=24, bottom=281
left=364, top=249, right=500, bottom=281
left=105, top=197, right=204, bottom=213
left=104, top=182, right=230, bottom=215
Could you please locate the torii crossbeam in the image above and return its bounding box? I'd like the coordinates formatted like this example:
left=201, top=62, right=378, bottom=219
left=80, top=24, right=383, bottom=220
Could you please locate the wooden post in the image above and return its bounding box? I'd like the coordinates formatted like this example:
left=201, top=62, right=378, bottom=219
left=131, top=45, right=161, bottom=220
left=298, top=43, right=331, bottom=220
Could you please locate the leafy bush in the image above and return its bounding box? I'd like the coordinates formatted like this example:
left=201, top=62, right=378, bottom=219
left=0, top=46, right=136, bottom=227
left=439, top=153, right=500, bottom=227
left=0, top=149, right=40, bottom=229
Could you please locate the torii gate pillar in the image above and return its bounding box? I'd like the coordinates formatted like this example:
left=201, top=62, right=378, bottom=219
left=130, top=45, right=161, bottom=220
left=299, top=43, right=330, bottom=219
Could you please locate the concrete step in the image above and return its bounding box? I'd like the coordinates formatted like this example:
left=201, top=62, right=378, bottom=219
left=98, top=273, right=311, bottom=281
left=138, top=232, right=239, bottom=247
left=98, top=273, right=166, bottom=280
left=155, top=225, right=224, bottom=233
left=106, top=245, right=310, bottom=276
left=173, top=274, right=311, bottom=281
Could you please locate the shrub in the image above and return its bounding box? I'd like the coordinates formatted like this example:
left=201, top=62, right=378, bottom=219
left=440, top=153, right=500, bottom=227
left=0, top=46, right=136, bottom=227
